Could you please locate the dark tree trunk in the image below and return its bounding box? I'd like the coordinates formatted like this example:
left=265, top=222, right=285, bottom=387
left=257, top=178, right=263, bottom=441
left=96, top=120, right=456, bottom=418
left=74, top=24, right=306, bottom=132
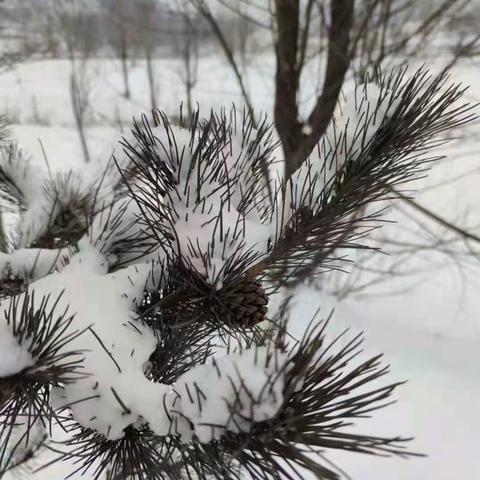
left=274, top=0, right=354, bottom=179
left=274, top=0, right=303, bottom=178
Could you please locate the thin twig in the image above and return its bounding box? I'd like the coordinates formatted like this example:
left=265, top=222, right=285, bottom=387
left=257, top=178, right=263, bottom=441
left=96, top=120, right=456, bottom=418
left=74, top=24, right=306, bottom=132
left=392, top=187, right=480, bottom=245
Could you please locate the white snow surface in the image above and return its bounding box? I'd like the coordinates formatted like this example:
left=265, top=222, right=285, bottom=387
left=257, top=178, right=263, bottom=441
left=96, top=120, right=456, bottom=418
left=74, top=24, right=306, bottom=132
left=0, top=247, right=71, bottom=281
left=0, top=323, right=33, bottom=378
left=176, top=346, right=286, bottom=443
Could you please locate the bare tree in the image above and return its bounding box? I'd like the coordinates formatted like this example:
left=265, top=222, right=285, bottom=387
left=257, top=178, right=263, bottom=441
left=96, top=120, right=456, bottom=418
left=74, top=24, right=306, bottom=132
left=175, top=2, right=200, bottom=118
left=48, top=0, right=99, bottom=163
left=274, top=0, right=354, bottom=177
left=105, top=0, right=133, bottom=99
left=69, top=66, right=92, bottom=163
left=193, top=0, right=256, bottom=116
left=133, top=0, right=159, bottom=113
left=193, top=0, right=480, bottom=287
left=196, top=0, right=478, bottom=176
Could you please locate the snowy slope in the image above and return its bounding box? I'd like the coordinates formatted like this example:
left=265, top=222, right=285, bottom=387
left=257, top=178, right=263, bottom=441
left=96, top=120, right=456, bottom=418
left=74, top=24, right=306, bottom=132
left=287, top=288, right=480, bottom=480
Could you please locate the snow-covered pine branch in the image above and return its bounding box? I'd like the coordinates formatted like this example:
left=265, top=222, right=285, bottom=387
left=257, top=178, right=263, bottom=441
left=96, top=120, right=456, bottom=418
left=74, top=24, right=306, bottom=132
left=0, top=247, right=410, bottom=478
left=0, top=68, right=472, bottom=479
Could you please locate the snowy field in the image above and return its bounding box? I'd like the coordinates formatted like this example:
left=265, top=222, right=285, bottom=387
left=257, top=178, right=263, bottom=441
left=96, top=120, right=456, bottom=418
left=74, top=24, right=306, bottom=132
left=1, top=55, right=480, bottom=479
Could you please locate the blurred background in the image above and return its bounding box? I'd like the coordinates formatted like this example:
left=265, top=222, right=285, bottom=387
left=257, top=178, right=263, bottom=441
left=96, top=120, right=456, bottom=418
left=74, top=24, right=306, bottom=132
left=0, top=0, right=479, bottom=478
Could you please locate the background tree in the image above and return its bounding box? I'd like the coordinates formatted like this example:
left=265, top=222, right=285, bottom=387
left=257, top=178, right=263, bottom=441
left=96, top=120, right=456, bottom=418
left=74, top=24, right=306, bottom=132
left=192, top=0, right=480, bottom=288
left=175, top=1, right=200, bottom=119
left=48, top=0, right=103, bottom=164
left=106, top=0, right=135, bottom=99
left=134, top=0, right=159, bottom=113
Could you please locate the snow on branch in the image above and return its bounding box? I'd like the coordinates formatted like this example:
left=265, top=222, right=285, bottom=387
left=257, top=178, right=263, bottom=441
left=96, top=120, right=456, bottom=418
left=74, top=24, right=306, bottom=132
left=0, top=67, right=472, bottom=479
left=0, top=243, right=411, bottom=479
left=0, top=248, right=71, bottom=291
left=253, top=67, right=474, bottom=283
left=118, top=107, right=276, bottom=289
left=106, top=68, right=472, bottom=297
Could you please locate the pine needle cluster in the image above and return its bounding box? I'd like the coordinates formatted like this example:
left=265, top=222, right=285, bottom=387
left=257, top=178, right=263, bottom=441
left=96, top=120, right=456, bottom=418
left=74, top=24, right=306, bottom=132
left=0, top=69, right=473, bottom=479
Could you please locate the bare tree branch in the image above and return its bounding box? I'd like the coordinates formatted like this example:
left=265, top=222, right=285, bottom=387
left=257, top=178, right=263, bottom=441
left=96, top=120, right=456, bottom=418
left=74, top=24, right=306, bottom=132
left=392, top=187, right=480, bottom=245
left=289, top=0, right=354, bottom=177
left=192, top=0, right=255, bottom=115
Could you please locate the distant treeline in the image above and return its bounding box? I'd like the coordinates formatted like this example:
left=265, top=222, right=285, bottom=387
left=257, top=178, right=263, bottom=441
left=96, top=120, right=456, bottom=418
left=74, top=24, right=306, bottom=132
left=0, top=0, right=257, bottom=59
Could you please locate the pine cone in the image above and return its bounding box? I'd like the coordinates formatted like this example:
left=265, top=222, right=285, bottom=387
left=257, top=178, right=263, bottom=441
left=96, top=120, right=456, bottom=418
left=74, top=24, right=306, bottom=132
left=219, top=279, right=268, bottom=327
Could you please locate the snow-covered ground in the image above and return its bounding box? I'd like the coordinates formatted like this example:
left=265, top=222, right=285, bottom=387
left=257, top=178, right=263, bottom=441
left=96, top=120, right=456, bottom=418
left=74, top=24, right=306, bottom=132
left=288, top=289, right=480, bottom=480
left=1, top=55, right=479, bottom=479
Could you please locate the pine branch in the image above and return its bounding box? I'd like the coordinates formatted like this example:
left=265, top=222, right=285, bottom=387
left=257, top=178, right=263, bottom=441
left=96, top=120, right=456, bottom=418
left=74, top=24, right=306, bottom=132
left=109, top=70, right=473, bottom=323
left=246, top=68, right=474, bottom=285
left=0, top=66, right=472, bottom=480
left=40, top=317, right=414, bottom=480
left=0, top=290, right=87, bottom=468
left=141, top=281, right=215, bottom=385
left=118, top=106, right=276, bottom=288
left=176, top=318, right=418, bottom=480
left=44, top=422, right=178, bottom=480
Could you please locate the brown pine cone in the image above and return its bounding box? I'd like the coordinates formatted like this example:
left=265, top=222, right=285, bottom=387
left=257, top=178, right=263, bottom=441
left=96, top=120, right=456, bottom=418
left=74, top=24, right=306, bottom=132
left=219, top=279, right=268, bottom=327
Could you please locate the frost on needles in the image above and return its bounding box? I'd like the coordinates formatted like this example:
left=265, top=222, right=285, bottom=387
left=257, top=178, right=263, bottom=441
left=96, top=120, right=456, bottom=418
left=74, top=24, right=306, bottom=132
left=0, top=69, right=473, bottom=480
